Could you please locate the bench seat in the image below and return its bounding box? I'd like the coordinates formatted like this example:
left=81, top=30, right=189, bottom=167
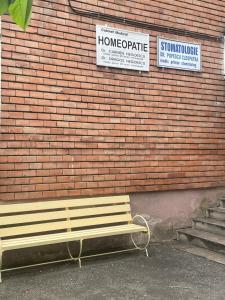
left=2, top=224, right=146, bottom=251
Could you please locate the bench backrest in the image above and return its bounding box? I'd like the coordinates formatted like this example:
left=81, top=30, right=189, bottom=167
left=0, top=195, right=132, bottom=239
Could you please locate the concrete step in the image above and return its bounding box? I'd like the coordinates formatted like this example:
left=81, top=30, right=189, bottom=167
left=207, top=207, right=225, bottom=220
left=173, top=241, right=225, bottom=265
left=193, top=217, right=225, bottom=236
left=219, top=198, right=225, bottom=208
left=177, top=228, right=225, bottom=254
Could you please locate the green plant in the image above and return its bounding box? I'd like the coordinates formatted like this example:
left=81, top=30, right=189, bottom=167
left=0, top=0, right=32, bottom=31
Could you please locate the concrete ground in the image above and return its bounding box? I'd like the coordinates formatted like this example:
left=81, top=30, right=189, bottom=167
left=1, top=242, right=225, bottom=300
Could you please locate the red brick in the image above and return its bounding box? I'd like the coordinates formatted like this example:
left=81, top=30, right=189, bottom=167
left=1, top=1, right=225, bottom=201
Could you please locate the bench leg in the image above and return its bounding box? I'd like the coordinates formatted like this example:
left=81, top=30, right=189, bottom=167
left=66, top=239, right=83, bottom=268
left=0, top=251, right=2, bottom=283
left=145, top=248, right=149, bottom=257
left=78, top=240, right=83, bottom=268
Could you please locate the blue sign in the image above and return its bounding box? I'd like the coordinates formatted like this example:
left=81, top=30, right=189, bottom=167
left=157, top=37, right=201, bottom=72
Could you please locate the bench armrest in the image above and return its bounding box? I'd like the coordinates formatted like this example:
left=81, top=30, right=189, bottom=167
left=131, top=215, right=151, bottom=251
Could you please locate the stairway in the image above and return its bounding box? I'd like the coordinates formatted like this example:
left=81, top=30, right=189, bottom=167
left=176, top=197, right=225, bottom=260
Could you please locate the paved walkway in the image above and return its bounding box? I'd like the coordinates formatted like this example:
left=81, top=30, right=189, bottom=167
left=1, top=243, right=225, bottom=300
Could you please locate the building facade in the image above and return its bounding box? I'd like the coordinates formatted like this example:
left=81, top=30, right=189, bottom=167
left=1, top=0, right=225, bottom=239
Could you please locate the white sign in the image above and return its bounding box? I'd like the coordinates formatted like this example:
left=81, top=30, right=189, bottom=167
left=157, top=37, right=201, bottom=72
left=96, top=25, right=149, bottom=71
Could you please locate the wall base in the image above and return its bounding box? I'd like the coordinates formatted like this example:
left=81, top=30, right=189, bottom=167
left=131, top=186, right=225, bottom=241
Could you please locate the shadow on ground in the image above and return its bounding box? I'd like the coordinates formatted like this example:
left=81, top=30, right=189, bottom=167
left=1, top=242, right=225, bottom=300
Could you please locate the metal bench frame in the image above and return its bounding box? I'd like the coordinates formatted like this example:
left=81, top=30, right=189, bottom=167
left=0, top=195, right=150, bottom=282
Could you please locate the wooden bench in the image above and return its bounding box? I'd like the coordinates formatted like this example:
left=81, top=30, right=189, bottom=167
left=0, top=195, right=150, bottom=282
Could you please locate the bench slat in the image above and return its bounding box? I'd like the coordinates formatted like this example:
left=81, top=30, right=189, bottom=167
left=0, top=195, right=130, bottom=214
left=0, top=214, right=132, bottom=237
left=2, top=224, right=146, bottom=251
left=0, top=204, right=131, bottom=226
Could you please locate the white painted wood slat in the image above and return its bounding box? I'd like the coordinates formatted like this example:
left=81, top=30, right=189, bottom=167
left=0, top=214, right=132, bottom=237
left=0, top=204, right=131, bottom=226
left=0, top=196, right=130, bottom=214
left=2, top=224, right=146, bottom=251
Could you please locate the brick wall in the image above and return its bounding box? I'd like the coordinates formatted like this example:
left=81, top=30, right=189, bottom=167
left=1, top=0, right=225, bottom=201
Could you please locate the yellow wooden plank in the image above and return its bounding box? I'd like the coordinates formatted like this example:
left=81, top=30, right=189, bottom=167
left=0, top=210, right=66, bottom=226
left=0, top=204, right=131, bottom=226
left=0, top=214, right=132, bottom=237
left=70, top=214, right=132, bottom=228
left=2, top=224, right=146, bottom=251
left=3, top=224, right=142, bottom=244
left=2, top=224, right=139, bottom=244
left=0, top=195, right=130, bottom=214
left=0, top=220, right=69, bottom=238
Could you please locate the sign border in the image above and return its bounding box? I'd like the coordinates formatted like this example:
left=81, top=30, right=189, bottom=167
left=157, top=36, right=202, bottom=72
left=96, top=25, right=150, bottom=72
